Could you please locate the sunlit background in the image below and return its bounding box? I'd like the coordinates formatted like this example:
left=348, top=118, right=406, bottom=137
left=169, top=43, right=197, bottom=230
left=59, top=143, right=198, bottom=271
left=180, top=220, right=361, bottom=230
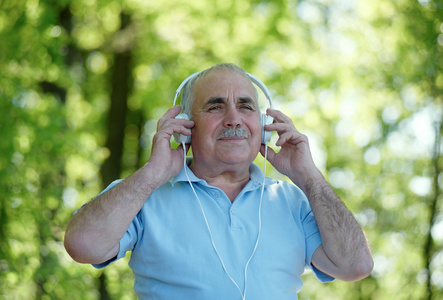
left=1, top=0, right=442, bottom=299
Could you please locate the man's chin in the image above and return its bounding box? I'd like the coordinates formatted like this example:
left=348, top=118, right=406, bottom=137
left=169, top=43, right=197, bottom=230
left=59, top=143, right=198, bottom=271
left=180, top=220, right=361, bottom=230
left=215, top=150, right=259, bottom=165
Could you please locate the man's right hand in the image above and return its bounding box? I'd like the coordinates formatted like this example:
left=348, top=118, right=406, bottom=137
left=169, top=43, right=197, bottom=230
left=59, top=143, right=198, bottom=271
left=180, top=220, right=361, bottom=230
left=147, top=105, right=194, bottom=188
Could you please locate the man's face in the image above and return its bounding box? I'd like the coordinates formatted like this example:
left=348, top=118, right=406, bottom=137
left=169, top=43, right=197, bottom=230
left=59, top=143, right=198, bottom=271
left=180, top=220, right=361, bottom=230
left=190, top=69, right=262, bottom=169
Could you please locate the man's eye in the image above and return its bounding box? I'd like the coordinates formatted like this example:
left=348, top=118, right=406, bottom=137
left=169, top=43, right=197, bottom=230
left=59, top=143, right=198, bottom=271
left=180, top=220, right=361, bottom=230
left=240, top=105, right=254, bottom=110
left=208, top=105, right=222, bottom=111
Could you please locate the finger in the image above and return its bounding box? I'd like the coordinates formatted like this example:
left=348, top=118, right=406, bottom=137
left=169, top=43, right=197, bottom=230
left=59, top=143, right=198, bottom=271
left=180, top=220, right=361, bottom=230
left=264, top=122, right=297, bottom=135
left=275, top=131, right=307, bottom=147
left=171, top=119, right=195, bottom=133
left=176, top=142, right=192, bottom=154
left=266, top=108, right=293, bottom=125
left=260, top=144, right=276, bottom=163
left=158, top=114, right=195, bottom=139
left=157, top=121, right=194, bottom=142
left=157, top=105, right=182, bottom=131
left=152, top=120, right=193, bottom=150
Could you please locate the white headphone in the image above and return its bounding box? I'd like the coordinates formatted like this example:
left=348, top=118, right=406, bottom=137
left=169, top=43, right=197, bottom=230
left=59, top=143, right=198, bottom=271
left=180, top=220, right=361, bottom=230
left=172, top=71, right=274, bottom=144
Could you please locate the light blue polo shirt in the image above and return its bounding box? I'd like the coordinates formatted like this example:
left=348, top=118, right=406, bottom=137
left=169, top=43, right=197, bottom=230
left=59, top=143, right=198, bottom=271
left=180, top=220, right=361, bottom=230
left=93, top=161, right=334, bottom=299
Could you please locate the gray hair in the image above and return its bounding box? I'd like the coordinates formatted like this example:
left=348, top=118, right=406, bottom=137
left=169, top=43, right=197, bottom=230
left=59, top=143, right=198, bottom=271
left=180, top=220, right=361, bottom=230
left=180, top=63, right=259, bottom=118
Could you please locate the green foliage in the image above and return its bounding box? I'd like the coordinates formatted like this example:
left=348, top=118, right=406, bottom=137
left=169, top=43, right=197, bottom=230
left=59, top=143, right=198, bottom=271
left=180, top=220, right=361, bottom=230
left=1, top=0, right=442, bottom=299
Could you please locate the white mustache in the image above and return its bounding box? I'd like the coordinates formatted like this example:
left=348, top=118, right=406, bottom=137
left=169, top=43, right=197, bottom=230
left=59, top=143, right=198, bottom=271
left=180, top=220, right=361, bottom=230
left=218, top=127, right=248, bottom=139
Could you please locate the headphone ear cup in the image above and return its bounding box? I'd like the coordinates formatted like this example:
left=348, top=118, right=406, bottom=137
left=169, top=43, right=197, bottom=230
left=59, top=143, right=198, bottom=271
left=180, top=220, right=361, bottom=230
left=261, top=114, right=274, bottom=144
left=173, top=113, right=192, bottom=144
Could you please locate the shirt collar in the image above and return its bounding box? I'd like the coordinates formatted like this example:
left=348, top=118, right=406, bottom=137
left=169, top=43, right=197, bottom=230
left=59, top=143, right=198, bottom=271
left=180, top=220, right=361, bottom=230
left=171, top=157, right=265, bottom=187
left=171, top=157, right=202, bottom=186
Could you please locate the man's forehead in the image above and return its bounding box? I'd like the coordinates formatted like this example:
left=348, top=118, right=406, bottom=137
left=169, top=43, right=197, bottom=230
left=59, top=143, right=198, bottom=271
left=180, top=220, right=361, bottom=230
left=194, top=69, right=256, bottom=97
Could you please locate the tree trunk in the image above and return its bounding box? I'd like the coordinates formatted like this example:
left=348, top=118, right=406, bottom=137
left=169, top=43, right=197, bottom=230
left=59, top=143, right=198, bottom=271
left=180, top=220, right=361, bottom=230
left=97, top=12, right=133, bottom=300
left=423, top=121, right=442, bottom=300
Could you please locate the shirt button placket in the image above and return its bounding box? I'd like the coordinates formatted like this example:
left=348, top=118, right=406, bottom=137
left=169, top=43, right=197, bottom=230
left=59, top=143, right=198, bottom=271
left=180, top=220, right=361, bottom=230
left=230, top=208, right=239, bottom=229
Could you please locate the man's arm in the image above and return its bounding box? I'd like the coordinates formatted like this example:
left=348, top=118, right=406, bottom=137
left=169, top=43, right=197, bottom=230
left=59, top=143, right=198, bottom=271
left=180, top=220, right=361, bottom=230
left=300, top=171, right=373, bottom=281
left=260, top=108, right=373, bottom=281
left=64, top=105, right=194, bottom=264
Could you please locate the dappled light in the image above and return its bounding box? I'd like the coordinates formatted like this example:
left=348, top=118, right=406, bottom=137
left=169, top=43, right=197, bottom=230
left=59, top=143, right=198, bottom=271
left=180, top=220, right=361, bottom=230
left=1, top=0, right=442, bottom=299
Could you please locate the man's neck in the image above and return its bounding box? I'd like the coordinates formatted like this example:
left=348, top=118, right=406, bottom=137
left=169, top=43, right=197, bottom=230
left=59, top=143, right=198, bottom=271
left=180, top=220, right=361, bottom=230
left=190, top=160, right=251, bottom=203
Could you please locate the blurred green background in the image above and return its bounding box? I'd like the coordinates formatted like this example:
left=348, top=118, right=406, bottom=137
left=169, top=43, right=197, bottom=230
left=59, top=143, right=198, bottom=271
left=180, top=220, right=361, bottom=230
left=0, top=0, right=442, bottom=299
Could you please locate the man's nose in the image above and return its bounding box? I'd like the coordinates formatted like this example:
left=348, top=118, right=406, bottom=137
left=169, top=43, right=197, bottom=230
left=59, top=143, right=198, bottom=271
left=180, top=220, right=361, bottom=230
left=223, top=106, right=242, bottom=128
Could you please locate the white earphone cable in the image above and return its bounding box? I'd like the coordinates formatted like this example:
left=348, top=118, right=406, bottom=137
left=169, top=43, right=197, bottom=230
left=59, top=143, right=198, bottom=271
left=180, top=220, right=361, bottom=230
left=242, top=142, right=267, bottom=300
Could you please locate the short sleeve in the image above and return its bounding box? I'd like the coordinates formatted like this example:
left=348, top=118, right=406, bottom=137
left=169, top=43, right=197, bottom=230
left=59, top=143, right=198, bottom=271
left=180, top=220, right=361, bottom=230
left=92, top=213, right=143, bottom=269
left=74, top=179, right=143, bottom=269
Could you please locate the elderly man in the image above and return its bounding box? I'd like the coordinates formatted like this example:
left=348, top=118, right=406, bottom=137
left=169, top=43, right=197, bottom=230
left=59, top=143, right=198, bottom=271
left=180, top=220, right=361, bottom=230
left=64, top=63, right=373, bottom=299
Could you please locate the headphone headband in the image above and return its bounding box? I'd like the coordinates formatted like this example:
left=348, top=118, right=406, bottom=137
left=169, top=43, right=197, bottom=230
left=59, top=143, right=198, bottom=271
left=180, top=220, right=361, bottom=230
left=172, top=71, right=273, bottom=110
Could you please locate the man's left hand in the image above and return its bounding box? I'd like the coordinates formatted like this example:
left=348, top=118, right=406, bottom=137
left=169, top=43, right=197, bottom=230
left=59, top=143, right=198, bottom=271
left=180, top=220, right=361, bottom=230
left=259, top=108, right=321, bottom=189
